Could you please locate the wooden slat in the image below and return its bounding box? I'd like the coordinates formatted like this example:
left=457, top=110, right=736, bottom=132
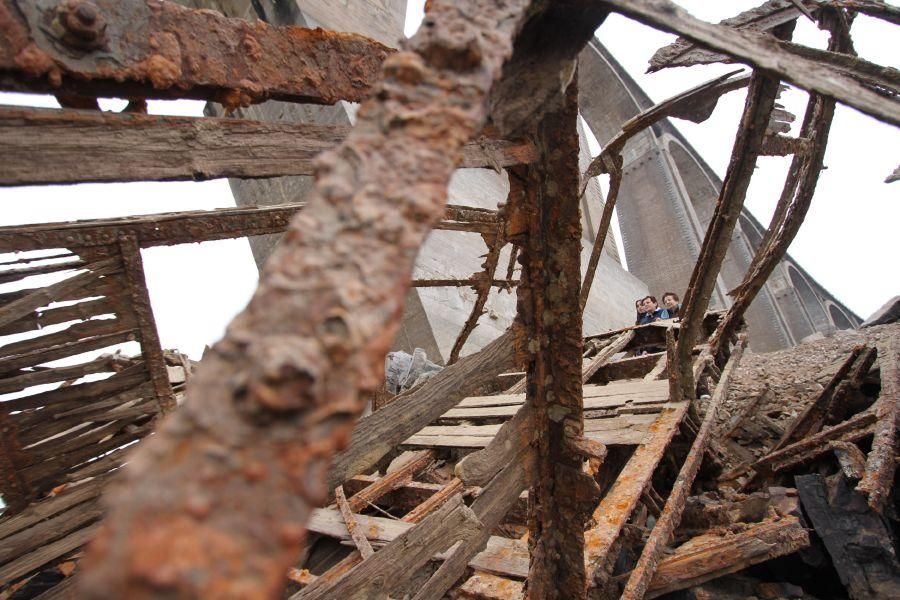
left=0, top=106, right=538, bottom=187
left=584, top=404, right=690, bottom=590
left=0, top=259, right=119, bottom=330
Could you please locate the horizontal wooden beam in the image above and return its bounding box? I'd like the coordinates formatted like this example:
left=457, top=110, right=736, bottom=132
left=0, top=0, right=389, bottom=106
left=0, top=107, right=538, bottom=187
left=0, top=203, right=500, bottom=252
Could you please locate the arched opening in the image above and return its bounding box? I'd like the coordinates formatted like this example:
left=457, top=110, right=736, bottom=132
left=788, top=265, right=831, bottom=333
left=828, top=303, right=855, bottom=330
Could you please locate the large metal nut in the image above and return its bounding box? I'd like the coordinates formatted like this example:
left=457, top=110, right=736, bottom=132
left=54, top=0, right=107, bottom=51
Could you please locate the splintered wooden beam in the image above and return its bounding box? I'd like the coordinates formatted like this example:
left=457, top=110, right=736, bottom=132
left=752, top=409, right=877, bottom=474
left=643, top=516, right=809, bottom=598
left=857, top=334, right=900, bottom=512
left=333, top=486, right=373, bottom=560
left=0, top=106, right=539, bottom=187
left=79, top=0, right=538, bottom=595
left=599, top=0, right=900, bottom=126
left=309, top=495, right=482, bottom=599
left=584, top=403, right=689, bottom=597
left=344, top=450, right=434, bottom=512
left=650, top=0, right=815, bottom=71
left=620, top=336, right=747, bottom=600
left=672, top=69, right=781, bottom=404
left=0, top=204, right=500, bottom=253
left=0, top=0, right=389, bottom=106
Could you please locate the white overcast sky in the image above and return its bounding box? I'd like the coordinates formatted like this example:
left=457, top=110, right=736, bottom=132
left=0, top=1, right=897, bottom=360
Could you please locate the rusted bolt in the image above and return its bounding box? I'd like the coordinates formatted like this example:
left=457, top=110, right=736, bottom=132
left=54, top=0, right=107, bottom=51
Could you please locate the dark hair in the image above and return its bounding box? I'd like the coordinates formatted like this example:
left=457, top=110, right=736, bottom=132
left=643, top=295, right=657, bottom=304
left=662, top=292, right=679, bottom=302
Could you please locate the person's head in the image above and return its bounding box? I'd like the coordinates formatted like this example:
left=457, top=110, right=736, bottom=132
left=662, top=292, right=680, bottom=310
left=641, top=296, right=658, bottom=312
left=635, top=298, right=646, bottom=314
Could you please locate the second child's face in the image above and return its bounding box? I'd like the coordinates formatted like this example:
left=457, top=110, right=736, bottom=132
left=664, top=296, right=678, bottom=309
left=642, top=298, right=657, bottom=312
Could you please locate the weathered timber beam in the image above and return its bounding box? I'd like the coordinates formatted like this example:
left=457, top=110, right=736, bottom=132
left=0, top=0, right=389, bottom=106
left=620, top=336, right=747, bottom=600
left=328, top=327, right=516, bottom=492
left=797, top=474, right=900, bottom=599
left=344, top=449, right=434, bottom=513
left=582, top=330, right=635, bottom=383
left=0, top=106, right=538, bottom=187
left=857, top=334, right=900, bottom=512
left=413, top=448, right=534, bottom=600
left=673, top=70, right=781, bottom=404
left=79, top=1, right=537, bottom=595
left=752, top=409, right=876, bottom=473
left=599, top=0, right=900, bottom=126
left=0, top=203, right=500, bottom=252
left=585, top=404, right=689, bottom=597
left=311, top=495, right=483, bottom=599
left=650, top=0, right=817, bottom=71
left=118, top=235, right=175, bottom=413
left=820, top=0, right=900, bottom=27
left=0, top=258, right=119, bottom=329
left=643, top=516, right=809, bottom=598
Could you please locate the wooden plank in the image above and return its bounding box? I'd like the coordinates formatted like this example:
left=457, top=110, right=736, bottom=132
left=312, top=495, right=482, bottom=599
left=601, top=0, right=900, bottom=126
left=0, top=204, right=499, bottom=253
left=620, top=337, right=746, bottom=600
left=584, top=404, right=689, bottom=593
left=3, top=362, right=148, bottom=413
left=797, top=474, right=900, bottom=599
left=0, top=259, right=119, bottom=330
left=327, top=329, right=516, bottom=490
left=0, top=297, right=116, bottom=337
left=644, top=516, right=810, bottom=598
left=0, top=522, right=100, bottom=587
left=0, top=106, right=538, bottom=187
left=0, top=329, right=138, bottom=375
left=0, top=478, right=105, bottom=541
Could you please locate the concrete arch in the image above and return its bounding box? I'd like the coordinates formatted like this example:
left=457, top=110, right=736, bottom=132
left=787, top=264, right=831, bottom=334
left=739, top=214, right=765, bottom=252
left=827, top=301, right=856, bottom=330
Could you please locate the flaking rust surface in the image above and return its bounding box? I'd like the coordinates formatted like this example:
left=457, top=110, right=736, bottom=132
left=79, top=0, right=535, bottom=598
left=0, top=0, right=390, bottom=107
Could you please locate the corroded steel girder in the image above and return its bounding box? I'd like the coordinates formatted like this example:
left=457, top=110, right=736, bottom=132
left=0, top=204, right=499, bottom=252
left=0, top=0, right=390, bottom=107
left=79, top=0, right=537, bottom=597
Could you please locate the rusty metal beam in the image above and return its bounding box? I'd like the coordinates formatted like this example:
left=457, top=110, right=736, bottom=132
left=0, top=203, right=500, bottom=252
left=0, top=106, right=539, bottom=186
left=0, top=0, right=389, bottom=107
left=518, top=79, right=592, bottom=600
left=117, top=235, right=175, bottom=413
left=79, top=0, right=538, bottom=596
